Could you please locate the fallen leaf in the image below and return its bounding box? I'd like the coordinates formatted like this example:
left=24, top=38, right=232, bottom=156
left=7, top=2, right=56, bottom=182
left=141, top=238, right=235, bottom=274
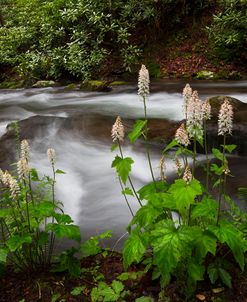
left=212, top=287, right=225, bottom=294
left=196, top=293, right=206, bottom=301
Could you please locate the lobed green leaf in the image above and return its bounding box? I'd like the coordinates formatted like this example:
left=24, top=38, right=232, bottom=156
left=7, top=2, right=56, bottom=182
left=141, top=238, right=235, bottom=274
left=112, top=156, right=134, bottom=184
left=128, top=120, right=147, bottom=144
left=123, top=234, right=146, bottom=270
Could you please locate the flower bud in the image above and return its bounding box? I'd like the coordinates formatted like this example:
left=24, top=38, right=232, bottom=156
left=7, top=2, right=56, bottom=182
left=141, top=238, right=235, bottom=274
left=218, top=99, right=233, bottom=136
left=138, top=64, right=150, bottom=99
left=47, top=148, right=56, bottom=165
left=175, top=123, right=190, bottom=147
left=111, top=116, right=125, bottom=143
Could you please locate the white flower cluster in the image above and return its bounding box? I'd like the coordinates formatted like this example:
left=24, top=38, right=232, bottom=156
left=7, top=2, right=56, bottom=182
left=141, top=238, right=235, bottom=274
left=186, top=90, right=204, bottom=140
left=21, top=139, right=30, bottom=161
left=47, top=148, right=56, bottom=165
left=201, top=98, right=211, bottom=121
left=159, top=156, right=166, bottom=180
left=182, top=83, right=192, bottom=119
left=17, top=140, right=30, bottom=180
left=181, top=84, right=212, bottom=140
left=175, top=123, right=190, bottom=146
left=17, top=158, right=29, bottom=180
left=138, top=64, right=150, bottom=99
left=0, top=169, right=20, bottom=198
left=183, top=166, right=192, bottom=184
left=218, top=99, right=233, bottom=136
left=111, top=116, right=125, bottom=143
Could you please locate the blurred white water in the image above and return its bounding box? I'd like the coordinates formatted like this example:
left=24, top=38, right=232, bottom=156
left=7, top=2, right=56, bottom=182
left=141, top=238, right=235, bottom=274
left=0, top=80, right=246, bottom=247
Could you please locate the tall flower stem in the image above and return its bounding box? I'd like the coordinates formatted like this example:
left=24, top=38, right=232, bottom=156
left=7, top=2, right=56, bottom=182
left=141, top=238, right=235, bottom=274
left=217, top=135, right=226, bottom=225
left=143, top=97, right=156, bottom=187
left=204, top=120, right=210, bottom=191
left=192, top=137, right=197, bottom=178
left=48, top=163, right=56, bottom=264
left=118, top=140, right=143, bottom=207
left=118, top=176, right=134, bottom=217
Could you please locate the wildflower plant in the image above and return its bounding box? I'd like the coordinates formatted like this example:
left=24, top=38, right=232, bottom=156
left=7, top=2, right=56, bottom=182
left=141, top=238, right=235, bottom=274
left=0, top=140, right=81, bottom=272
left=111, top=73, right=247, bottom=298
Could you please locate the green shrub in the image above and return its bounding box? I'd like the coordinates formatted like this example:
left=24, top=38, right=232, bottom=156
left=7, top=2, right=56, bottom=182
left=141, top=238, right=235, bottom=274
left=207, top=0, right=247, bottom=62
left=111, top=67, right=247, bottom=298
left=0, top=141, right=81, bottom=272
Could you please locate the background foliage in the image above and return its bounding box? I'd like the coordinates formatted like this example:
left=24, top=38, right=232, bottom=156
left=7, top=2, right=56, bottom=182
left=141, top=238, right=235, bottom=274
left=0, top=0, right=246, bottom=81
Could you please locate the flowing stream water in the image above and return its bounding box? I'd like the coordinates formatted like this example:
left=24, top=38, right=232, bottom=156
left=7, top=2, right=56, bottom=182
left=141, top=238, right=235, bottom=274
left=0, top=80, right=246, bottom=249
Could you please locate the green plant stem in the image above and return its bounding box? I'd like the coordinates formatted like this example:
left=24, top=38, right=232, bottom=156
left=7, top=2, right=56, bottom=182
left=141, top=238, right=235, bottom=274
left=143, top=96, right=156, bottom=187
left=118, top=141, right=143, bottom=207
left=24, top=183, right=31, bottom=233
left=204, top=120, right=210, bottom=192
left=0, top=219, right=7, bottom=243
left=118, top=176, right=134, bottom=217
left=217, top=135, right=226, bottom=225
left=192, top=137, right=197, bottom=178
left=187, top=138, right=197, bottom=226
left=48, top=164, right=56, bottom=264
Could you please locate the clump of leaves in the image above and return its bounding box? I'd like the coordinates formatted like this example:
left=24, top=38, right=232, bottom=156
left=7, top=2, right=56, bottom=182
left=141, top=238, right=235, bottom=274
left=111, top=76, right=247, bottom=299
left=0, top=141, right=80, bottom=272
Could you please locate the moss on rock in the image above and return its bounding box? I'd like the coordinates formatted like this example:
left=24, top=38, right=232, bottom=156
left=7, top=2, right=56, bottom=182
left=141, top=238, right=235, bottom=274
left=32, top=80, right=57, bottom=88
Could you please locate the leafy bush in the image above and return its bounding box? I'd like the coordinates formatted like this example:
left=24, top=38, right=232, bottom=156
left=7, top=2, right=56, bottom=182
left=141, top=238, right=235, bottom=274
left=111, top=67, right=247, bottom=298
left=207, top=0, right=247, bottom=62
left=0, top=140, right=81, bottom=271
left=0, top=0, right=218, bottom=81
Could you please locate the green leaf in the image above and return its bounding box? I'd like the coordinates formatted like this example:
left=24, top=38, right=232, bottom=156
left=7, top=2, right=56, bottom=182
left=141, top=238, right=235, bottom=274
left=111, top=143, right=118, bottom=152
left=117, top=271, right=144, bottom=281
left=192, top=197, right=218, bottom=220
left=222, top=144, right=237, bottom=153
left=80, top=236, right=102, bottom=257
left=188, top=261, right=205, bottom=282
left=91, top=287, right=100, bottom=302
left=102, top=287, right=119, bottom=302
left=71, top=286, right=85, bottom=296
left=131, top=204, right=160, bottom=228
left=52, top=248, right=81, bottom=277
left=99, top=230, right=112, bottom=239
left=112, top=156, right=134, bottom=184
left=210, top=163, right=224, bottom=176
left=117, top=272, right=129, bottom=281
left=209, top=221, right=245, bottom=270
left=54, top=213, right=73, bottom=224
left=135, top=297, right=154, bottom=302
left=92, top=282, right=120, bottom=302
left=0, top=208, right=11, bottom=218
left=55, top=169, right=66, bottom=174
left=33, top=201, right=55, bottom=217
left=218, top=268, right=232, bottom=288
left=151, top=221, right=199, bottom=277
left=122, top=187, right=133, bottom=196
left=51, top=293, right=61, bottom=302
left=7, top=234, right=32, bottom=252
left=111, top=280, right=124, bottom=294
left=168, top=179, right=202, bottom=215
left=67, top=256, right=81, bottom=277
left=47, top=224, right=81, bottom=242
left=128, top=120, right=147, bottom=144
left=30, top=168, right=39, bottom=181
left=195, top=231, right=217, bottom=259
left=163, top=139, right=178, bottom=153
left=0, top=248, right=8, bottom=263
left=138, top=181, right=169, bottom=200
left=208, top=265, right=219, bottom=284
left=123, top=234, right=146, bottom=269
left=37, top=232, right=49, bottom=246
left=212, top=148, right=224, bottom=161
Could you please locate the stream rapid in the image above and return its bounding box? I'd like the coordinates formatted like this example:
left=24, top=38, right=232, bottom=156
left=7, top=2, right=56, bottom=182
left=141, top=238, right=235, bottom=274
left=0, top=80, right=246, bottom=249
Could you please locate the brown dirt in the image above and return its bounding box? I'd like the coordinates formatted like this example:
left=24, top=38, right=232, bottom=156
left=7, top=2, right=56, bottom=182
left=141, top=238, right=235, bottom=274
left=1, top=252, right=247, bottom=302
